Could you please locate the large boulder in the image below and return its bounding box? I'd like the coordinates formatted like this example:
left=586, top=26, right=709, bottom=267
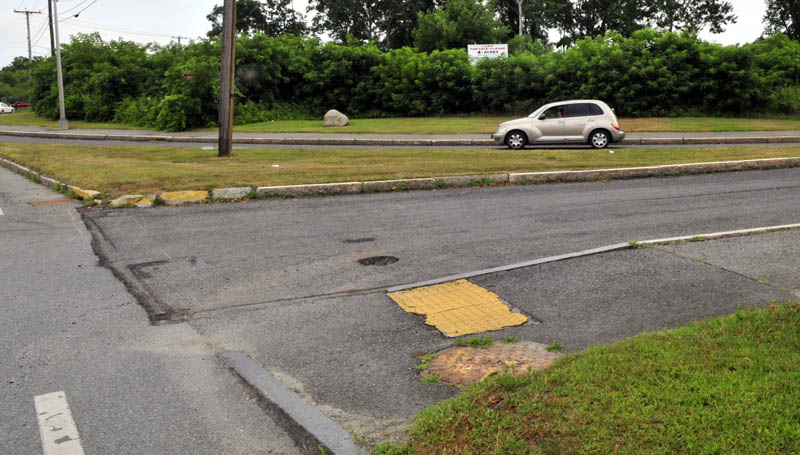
left=323, top=109, right=349, bottom=127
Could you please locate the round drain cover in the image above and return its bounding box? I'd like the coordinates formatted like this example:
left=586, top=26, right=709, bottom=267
left=358, top=256, right=399, bottom=266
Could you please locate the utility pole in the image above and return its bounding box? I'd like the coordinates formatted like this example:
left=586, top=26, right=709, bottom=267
left=14, top=9, right=42, bottom=76
left=516, top=0, right=525, bottom=36
left=217, top=0, right=236, bottom=158
left=171, top=35, right=189, bottom=45
left=48, top=0, right=55, bottom=57
left=51, top=0, right=68, bottom=129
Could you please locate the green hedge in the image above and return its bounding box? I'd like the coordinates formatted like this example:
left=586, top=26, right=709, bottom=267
left=30, top=30, right=800, bottom=131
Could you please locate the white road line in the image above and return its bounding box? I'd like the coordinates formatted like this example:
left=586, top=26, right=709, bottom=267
left=0, top=207, right=4, bottom=216
left=34, top=391, right=86, bottom=455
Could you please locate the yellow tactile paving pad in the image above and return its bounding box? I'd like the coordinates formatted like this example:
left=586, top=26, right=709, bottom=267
left=388, top=280, right=527, bottom=337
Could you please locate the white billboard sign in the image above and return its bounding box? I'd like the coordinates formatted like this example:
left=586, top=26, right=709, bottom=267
left=468, top=44, right=508, bottom=63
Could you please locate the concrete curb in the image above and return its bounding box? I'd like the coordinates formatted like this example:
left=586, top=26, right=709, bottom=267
left=3, top=129, right=800, bottom=146
left=508, top=157, right=800, bottom=184
left=4, top=153, right=800, bottom=208
left=0, top=156, right=100, bottom=202
left=387, top=223, right=800, bottom=292
left=219, top=351, right=366, bottom=455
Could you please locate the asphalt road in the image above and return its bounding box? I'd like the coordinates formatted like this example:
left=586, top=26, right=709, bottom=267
left=0, top=167, right=300, bottom=454
left=80, top=168, right=800, bottom=444
left=3, top=134, right=800, bottom=149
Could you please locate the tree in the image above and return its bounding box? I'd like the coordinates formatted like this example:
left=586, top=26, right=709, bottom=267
left=763, top=0, right=800, bottom=40
left=565, top=0, right=650, bottom=43
left=491, top=0, right=553, bottom=42
left=649, top=0, right=736, bottom=34
left=207, top=0, right=306, bottom=37
left=308, top=0, right=385, bottom=43
left=413, top=0, right=510, bottom=52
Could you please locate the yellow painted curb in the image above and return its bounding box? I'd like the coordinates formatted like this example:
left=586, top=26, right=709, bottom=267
left=160, top=190, right=208, bottom=205
left=74, top=188, right=101, bottom=201
left=388, top=280, right=527, bottom=337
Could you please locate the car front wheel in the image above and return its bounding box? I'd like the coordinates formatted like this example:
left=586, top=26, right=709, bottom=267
left=589, top=130, right=610, bottom=149
left=505, top=130, right=527, bottom=150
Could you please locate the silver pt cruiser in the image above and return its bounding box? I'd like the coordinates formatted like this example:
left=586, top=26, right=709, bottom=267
left=492, top=100, right=625, bottom=149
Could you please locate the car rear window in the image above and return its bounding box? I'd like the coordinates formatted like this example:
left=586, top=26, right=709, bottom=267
left=588, top=103, right=604, bottom=115
left=564, top=103, right=590, bottom=118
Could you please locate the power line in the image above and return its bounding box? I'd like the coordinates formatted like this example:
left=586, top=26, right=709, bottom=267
left=58, top=0, right=92, bottom=16
left=61, top=19, right=175, bottom=39
left=58, top=0, right=99, bottom=22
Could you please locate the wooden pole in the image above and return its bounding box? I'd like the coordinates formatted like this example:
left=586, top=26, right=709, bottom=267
left=217, top=0, right=236, bottom=157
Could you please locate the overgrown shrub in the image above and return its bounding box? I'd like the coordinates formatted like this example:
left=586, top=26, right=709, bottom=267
left=27, top=30, right=800, bottom=131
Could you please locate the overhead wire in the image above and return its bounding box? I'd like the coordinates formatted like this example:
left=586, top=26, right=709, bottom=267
left=59, top=0, right=99, bottom=22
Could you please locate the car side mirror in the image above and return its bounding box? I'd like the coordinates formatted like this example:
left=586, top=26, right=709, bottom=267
left=538, top=115, right=546, bottom=120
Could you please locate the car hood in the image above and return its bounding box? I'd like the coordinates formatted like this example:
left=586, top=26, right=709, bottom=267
left=499, top=118, right=529, bottom=129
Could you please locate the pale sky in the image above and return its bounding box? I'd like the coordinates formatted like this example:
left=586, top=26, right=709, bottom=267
left=1, top=0, right=771, bottom=69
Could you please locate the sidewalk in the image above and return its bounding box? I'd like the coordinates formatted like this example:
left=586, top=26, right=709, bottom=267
left=3, top=124, right=800, bottom=146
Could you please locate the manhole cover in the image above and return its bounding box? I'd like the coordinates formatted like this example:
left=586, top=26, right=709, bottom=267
left=358, top=256, right=398, bottom=266
left=27, top=199, right=75, bottom=207
left=422, top=341, right=562, bottom=386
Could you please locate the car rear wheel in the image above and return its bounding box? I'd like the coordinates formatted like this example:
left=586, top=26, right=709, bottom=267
left=505, top=130, right=527, bottom=150
left=589, top=129, right=610, bottom=149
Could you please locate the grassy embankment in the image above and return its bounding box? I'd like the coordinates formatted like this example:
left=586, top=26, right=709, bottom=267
left=3, top=109, right=800, bottom=133
left=2, top=142, right=799, bottom=198
left=375, top=302, right=800, bottom=455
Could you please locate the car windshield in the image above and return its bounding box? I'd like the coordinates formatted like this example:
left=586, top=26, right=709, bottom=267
left=527, top=107, right=545, bottom=118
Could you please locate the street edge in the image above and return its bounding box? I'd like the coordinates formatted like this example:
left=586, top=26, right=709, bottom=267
left=2, top=129, right=800, bottom=146
left=218, top=351, right=367, bottom=455
left=387, top=224, right=800, bottom=292
left=3, top=153, right=800, bottom=208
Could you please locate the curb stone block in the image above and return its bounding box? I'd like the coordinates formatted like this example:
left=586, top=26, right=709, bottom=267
left=212, top=187, right=253, bottom=200
left=720, top=137, right=765, bottom=144
left=353, top=139, right=395, bottom=146
left=393, top=139, right=432, bottom=146
left=431, top=139, right=472, bottom=146
left=104, top=135, right=132, bottom=141
left=620, top=138, right=642, bottom=145
left=74, top=188, right=101, bottom=201
left=111, top=195, right=147, bottom=207
left=435, top=174, right=509, bottom=187
left=257, top=182, right=363, bottom=197
left=363, top=178, right=437, bottom=192
left=641, top=137, right=684, bottom=145
left=160, top=190, right=209, bottom=205
left=685, top=137, right=720, bottom=144
left=318, top=138, right=357, bottom=146
left=767, top=136, right=800, bottom=143
left=39, top=176, right=60, bottom=189
left=471, top=139, right=495, bottom=146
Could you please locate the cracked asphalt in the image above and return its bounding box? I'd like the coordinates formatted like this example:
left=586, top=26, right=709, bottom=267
left=79, top=168, right=800, bottom=445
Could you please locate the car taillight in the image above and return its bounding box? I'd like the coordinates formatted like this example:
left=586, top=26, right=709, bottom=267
left=611, top=123, right=620, bottom=131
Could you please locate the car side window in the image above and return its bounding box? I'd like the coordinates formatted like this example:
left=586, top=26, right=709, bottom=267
left=542, top=105, right=564, bottom=119
left=564, top=103, right=590, bottom=118
left=588, top=103, right=604, bottom=116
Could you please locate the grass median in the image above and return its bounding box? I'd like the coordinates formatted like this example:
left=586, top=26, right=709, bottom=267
left=376, top=302, right=800, bottom=455
left=3, top=110, right=800, bottom=134
left=2, top=142, right=800, bottom=198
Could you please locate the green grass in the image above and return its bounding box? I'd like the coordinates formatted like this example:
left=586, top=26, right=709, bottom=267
left=233, top=116, right=800, bottom=134
left=4, top=109, right=800, bottom=133
left=453, top=336, right=494, bottom=348
left=0, top=108, right=137, bottom=130
left=376, top=302, right=800, bottom=455
left=2, top=142, right=799, bottom=198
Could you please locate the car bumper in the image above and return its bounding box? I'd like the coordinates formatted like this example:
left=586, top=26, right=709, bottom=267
left=491, top=134, right=504, bottom=144
left=611, top=130, right=625, bottom=142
